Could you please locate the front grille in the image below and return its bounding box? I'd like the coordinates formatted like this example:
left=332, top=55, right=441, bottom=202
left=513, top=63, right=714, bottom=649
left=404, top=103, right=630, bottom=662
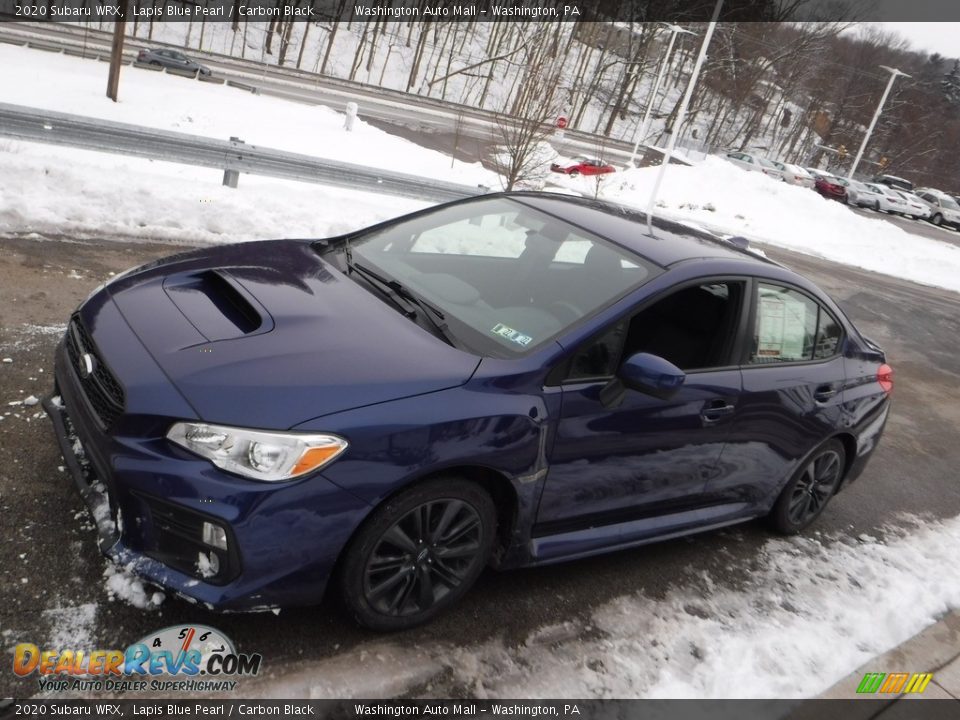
left=65, top=316, right=125, bottom=428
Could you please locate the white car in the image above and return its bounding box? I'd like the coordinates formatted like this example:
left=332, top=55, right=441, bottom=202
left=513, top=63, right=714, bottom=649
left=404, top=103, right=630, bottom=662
left=893, top=190, right=932, bottom=220
left=866, top=183, right=908, bottom=214
left=914, top=188, right=960, bottom=229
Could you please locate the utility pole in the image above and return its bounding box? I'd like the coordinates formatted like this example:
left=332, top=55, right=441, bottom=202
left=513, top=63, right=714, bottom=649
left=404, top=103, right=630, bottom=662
left=106, top=4, right=128, bottom=103
left=847, top=65, right=909, bottom=180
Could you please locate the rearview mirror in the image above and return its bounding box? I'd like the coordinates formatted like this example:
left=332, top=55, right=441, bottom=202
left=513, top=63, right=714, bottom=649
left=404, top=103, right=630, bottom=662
left=618, top=352, right=686, bottom=399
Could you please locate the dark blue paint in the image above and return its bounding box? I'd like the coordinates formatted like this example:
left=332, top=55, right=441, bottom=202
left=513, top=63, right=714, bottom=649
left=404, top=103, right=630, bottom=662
left=48, top=193, right=891, bottom=611
left=618, top=352, right=687, bottom=395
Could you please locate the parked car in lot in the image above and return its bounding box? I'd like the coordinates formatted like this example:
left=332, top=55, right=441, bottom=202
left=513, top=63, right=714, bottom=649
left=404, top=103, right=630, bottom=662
left=844, top=180, right=884, bottom=209
left=873, top=174, right=914, bottom=192
left=778, top=162, right=816, bottom=188
left=137, top=48, right=212, bottom=76
left=892, top=190, right=932, bottom=220
left=867, top=183, right=908, bottom=214
left=813, top=173, right=848, bottom=202
left=723, top=152, right=786, bottom=181
left=914, top=188, right=960, bottom=229
left=550, top=157, right=615, bottom=176
left=45, top=194, right=891, bottom=630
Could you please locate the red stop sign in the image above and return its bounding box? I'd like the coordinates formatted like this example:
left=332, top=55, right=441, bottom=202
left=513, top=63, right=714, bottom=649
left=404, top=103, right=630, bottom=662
left=556, top=116, right=568, bottom=129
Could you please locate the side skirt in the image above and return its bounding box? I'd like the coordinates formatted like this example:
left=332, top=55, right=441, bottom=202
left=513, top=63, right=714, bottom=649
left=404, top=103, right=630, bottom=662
left=527, top=503, right=758, bottom=566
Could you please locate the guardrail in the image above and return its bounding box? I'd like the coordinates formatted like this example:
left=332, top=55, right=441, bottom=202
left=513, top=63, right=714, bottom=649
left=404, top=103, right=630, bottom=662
left=0, top=103, right=490, bottom=203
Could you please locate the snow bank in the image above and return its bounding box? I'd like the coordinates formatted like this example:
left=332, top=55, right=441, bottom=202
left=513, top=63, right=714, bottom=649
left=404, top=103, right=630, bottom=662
left=259, top=514, right=960, bottom=699
left=0, top=140, right=425, bottom=244
left=602, top=157, right=960, bottom=294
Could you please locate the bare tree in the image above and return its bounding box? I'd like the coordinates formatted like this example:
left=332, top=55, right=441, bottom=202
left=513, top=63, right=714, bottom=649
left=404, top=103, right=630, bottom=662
left=491, top=31, right=564, bottom=190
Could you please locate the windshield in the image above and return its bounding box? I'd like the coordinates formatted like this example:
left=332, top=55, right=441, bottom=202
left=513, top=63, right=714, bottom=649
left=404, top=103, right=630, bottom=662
left=942, top=196, right=960, bottom=210
left=339, top=198, right=658, bottom=357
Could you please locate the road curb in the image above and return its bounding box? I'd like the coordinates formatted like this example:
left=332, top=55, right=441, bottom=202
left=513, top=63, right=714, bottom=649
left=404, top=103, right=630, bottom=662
left=816, top=609, right=960, bottom=703
left=784, top=611, right=960, bottom=720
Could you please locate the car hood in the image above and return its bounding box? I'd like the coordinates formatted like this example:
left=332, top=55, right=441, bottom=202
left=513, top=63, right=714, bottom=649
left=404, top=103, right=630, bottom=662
left=104, top=240, right=481, bottom=428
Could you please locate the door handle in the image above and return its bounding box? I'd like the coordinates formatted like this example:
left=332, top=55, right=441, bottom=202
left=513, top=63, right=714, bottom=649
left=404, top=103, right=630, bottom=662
left=701, top=399, right=735, bottom=425
left=814, top=384, right=838, bottom=402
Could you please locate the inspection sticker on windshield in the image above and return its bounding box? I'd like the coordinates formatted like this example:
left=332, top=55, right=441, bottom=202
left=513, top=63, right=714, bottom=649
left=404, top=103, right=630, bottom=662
left=491, top=323, right=533, bottom=346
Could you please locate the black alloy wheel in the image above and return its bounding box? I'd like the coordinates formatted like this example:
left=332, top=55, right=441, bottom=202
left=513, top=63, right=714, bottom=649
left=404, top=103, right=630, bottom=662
left=339, top=478, right=496, bottom=631
left=769, top=439, right=845, bottom=534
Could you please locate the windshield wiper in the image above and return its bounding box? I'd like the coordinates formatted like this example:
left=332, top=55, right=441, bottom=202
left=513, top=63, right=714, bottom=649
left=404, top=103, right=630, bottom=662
left=344, top=256, right=455, bottom=346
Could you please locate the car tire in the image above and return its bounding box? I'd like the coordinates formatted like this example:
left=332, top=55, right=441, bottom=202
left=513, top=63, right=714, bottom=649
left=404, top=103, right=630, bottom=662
left=768, top=439, right=845, bottom=535
left=874, top=201, right=880, bottom=211
left=338, top=477, right=497, bottom=631
left=932, top=213, right=943, bottom=226
left=569, top=170, right=580, bottom=177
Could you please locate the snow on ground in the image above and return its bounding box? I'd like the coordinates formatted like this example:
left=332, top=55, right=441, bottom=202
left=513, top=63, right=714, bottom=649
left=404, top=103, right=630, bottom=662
left=42, top=602, right=98, bottom=651
left=259, top=514, right=960, bottom=699
left=0, top=43, right=500, bottom=189
left=5, top=44, right=960, bottom=297
left=599, top=157, right=960, bottom=294
left=0, top=140, right=426, bottom=244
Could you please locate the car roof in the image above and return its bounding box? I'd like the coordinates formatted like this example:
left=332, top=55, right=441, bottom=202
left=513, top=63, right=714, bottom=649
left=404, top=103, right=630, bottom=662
left=501, top=192, right=775, bottom=269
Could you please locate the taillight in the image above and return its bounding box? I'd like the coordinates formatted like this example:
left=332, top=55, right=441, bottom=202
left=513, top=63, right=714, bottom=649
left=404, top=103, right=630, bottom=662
left=877, top=364, right=893, bottom=394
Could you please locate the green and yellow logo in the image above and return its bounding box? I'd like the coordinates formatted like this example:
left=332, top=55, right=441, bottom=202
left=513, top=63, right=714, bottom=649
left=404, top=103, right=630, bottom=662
left=857, top=672, right=933, bottom=694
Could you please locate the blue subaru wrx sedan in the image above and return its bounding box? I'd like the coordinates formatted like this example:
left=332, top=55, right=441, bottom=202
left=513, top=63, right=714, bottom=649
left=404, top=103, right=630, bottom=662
left=45, top=193, right=891, bottom=630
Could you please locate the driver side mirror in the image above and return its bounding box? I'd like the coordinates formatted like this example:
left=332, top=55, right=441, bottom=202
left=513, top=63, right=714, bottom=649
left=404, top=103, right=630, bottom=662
left=599, top=352, right=686, bottom=408
left=619, top=352, right=686, bottom=398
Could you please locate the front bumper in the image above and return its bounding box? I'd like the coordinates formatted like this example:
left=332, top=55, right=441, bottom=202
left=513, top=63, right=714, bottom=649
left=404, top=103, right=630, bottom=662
left=46, top=329, right=371, bottom=611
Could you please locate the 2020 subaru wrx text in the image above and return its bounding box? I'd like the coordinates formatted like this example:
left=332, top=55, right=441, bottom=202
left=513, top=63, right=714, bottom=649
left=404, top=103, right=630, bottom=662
left=45, top=194, right=891, bottom=630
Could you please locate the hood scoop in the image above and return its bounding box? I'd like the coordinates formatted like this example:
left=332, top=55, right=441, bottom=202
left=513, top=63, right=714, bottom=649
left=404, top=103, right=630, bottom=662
left=162, top=269, right=273, bottom=341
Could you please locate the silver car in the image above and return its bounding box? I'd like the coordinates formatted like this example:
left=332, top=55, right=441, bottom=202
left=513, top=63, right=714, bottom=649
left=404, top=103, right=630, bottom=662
left=723, top=152, right=785, bottom=181
left=844, top=180, right=884, bottom=209
left=137, top=48, right=212, bottom=76
left=780, top=162, right=816, bottom=188
left=914, top=189, right=960, bottom=229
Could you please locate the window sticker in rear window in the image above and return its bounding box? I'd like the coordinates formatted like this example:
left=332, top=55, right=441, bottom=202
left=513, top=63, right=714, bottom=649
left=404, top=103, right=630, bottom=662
left=491, top=323, right=533, bottom=347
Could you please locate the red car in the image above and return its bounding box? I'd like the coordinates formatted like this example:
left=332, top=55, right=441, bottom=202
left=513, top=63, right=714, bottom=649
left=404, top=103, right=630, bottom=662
left=550, top=157, right=616, bottom=176
left=813, top=174, right=848, bottom=202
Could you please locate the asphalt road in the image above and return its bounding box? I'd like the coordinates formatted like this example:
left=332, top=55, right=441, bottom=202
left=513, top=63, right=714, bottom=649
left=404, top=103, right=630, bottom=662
left=1, top=230, right=959, bottom=699
left=847, top=204, right=960, bottom=248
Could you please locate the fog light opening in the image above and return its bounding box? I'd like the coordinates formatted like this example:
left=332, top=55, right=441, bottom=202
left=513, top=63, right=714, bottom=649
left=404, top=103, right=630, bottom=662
left=202, top=521, right=228, bottom=551
left=197, top=550, right=221, bottom=578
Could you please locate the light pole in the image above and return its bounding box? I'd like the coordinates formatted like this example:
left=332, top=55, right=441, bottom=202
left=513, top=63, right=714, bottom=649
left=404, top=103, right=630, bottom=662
left=847, top=65, right=910, bottom=180
left=628, top=23, right=696, bottom=168
left=646, top=0, right=723, bottom=235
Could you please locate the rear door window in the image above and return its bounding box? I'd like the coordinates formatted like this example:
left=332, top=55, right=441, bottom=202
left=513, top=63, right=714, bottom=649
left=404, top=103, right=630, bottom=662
left=749, top=283, right=842, bottom=364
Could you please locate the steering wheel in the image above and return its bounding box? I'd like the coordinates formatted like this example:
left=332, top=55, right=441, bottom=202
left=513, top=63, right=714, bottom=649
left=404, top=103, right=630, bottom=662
left=548, top=300, right=583, bottom=325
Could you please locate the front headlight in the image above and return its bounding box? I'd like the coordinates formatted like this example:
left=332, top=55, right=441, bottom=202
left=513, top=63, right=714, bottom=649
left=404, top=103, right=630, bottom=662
left=166, top=422, right=348, bottom=482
